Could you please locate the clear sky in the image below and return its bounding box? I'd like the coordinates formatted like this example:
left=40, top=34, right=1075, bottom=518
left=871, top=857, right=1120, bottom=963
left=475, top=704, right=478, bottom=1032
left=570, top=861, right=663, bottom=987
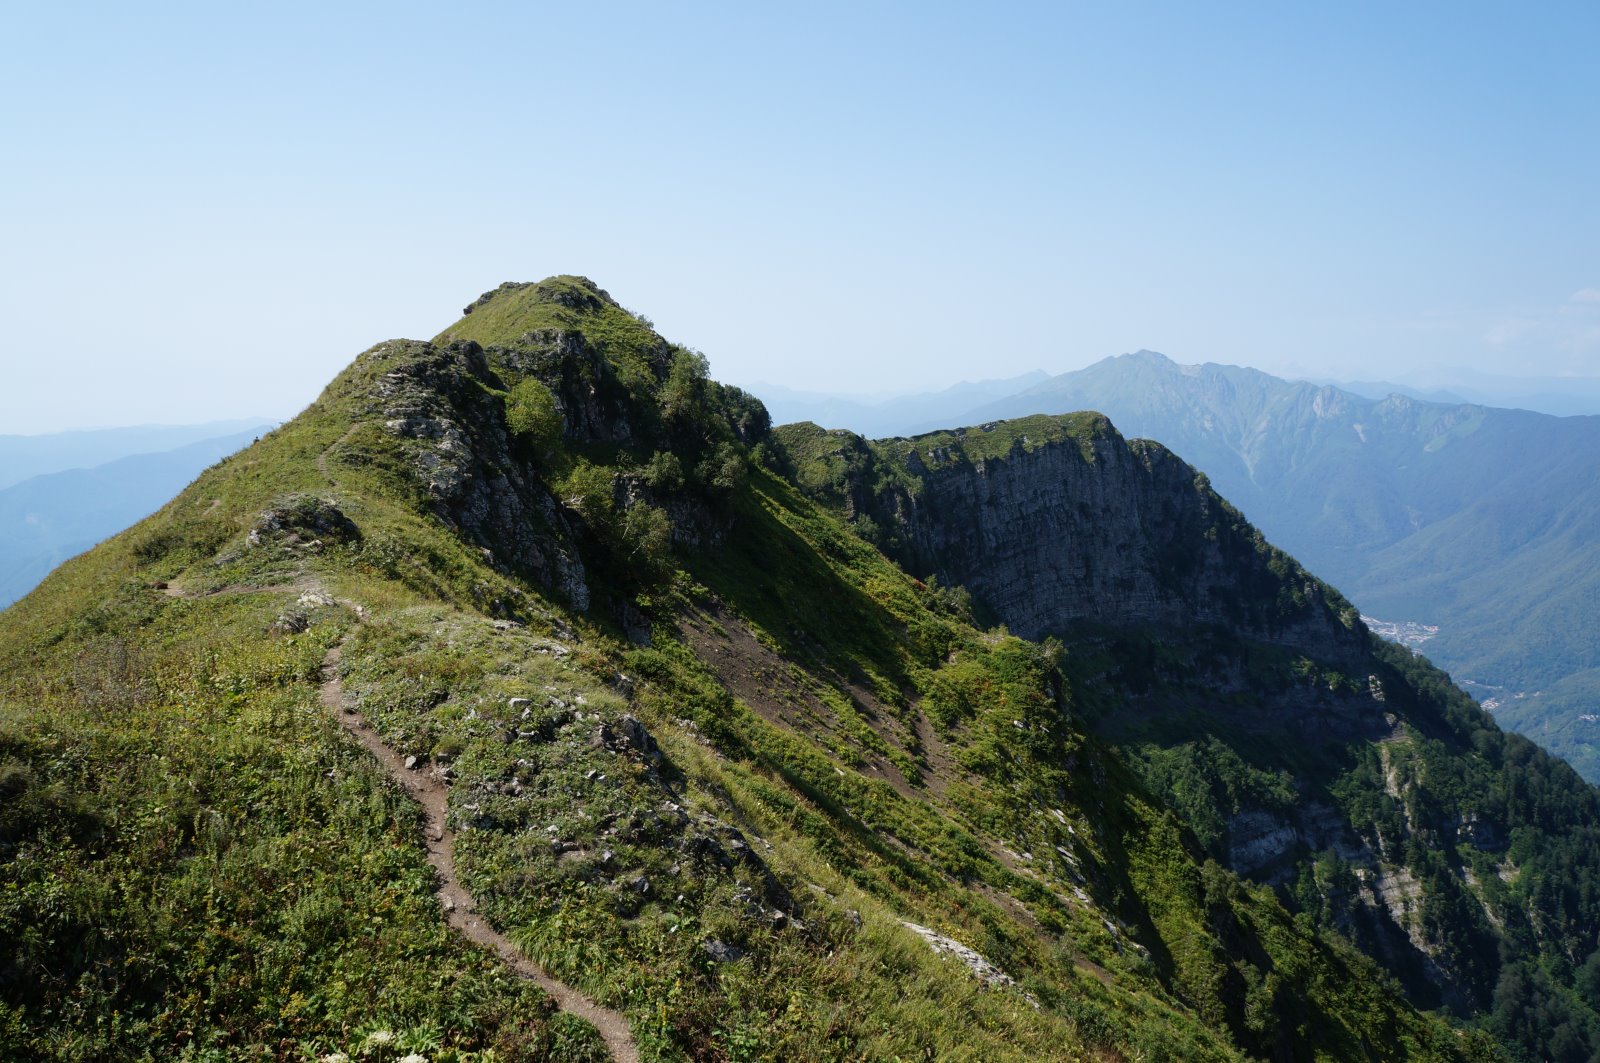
left=2, top=2, right=1598, bottom=433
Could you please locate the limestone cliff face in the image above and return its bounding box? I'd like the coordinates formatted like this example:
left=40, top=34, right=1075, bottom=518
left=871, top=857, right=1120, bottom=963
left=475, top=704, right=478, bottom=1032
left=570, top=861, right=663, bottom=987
left=777, top=416, right=1508, bottom=1011
left=355, top=338, right=593, bottom=611
left=811, top=417, right=1366, bottom=665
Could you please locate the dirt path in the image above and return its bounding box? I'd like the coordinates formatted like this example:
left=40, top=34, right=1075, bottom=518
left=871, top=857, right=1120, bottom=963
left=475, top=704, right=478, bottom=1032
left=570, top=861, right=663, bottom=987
left=319, top=643, right=641, bottom=1063
left=157, top=580, right=307, bottom=599
left=317, top=423, right=361, bottom=484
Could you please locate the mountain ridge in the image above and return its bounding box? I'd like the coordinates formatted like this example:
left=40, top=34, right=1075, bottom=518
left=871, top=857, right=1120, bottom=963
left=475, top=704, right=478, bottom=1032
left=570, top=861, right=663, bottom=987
left=780, top=405, right=1600, bottom=1049
left=5, top=278, right=1593, bottom=1060
left=0, top=418, right=278, bottom=490
left=944, top=350, right=1600, bottom=782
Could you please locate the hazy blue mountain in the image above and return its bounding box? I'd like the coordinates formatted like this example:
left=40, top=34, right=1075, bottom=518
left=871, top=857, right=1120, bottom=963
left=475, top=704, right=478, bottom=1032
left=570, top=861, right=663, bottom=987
left=953, top=350, right=1600, bottom=780
left=1320, top=380, right=1475, bottom=406
left=1437, top=367, right=1600, bottom=417
left=747, top=370, right=1046, bottom=438
left=0, top=427, right=268, bottom=606
left=0, top=418, right=274, bottom=490
left=1320, top=373, right=1600, bottom=417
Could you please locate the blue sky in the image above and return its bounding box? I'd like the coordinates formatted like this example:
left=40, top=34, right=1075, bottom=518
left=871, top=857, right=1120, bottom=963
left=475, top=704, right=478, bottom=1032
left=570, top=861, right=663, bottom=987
left=2, top=2, right=1597, bottom=432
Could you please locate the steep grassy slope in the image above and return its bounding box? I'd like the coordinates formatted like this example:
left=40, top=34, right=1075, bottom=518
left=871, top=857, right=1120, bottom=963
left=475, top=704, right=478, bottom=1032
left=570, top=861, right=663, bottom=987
left=951, top=351, right=1600, bottom=782
left=778, top=414, right=1600, bottom=1063
left=0, top=278, right=1496, bottom=1061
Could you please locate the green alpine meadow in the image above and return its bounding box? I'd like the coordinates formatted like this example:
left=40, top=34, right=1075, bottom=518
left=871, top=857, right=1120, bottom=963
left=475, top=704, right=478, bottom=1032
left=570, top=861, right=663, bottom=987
left=5, top=277, right=1599, bottom=1062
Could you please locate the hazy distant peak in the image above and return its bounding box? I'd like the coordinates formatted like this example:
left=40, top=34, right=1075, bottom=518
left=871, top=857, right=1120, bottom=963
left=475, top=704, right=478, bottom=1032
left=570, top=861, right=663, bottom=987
left=1098, top=350, right=1268, bottom=382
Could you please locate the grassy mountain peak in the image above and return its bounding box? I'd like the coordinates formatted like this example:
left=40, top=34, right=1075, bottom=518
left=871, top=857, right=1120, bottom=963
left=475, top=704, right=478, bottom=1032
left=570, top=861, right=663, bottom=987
left=8, top=280, right=1592, bottom=1060
left=436, top=276, right=646, bottom=350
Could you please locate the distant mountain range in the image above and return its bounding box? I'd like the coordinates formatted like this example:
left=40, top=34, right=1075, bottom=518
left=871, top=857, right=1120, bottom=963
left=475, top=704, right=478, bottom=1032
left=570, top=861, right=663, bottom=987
left=746, top=368, right=1600, bottom=440
left=0, top=424, right=273, bottom=606
left=941, top=352, right=1600, bottom=781
left=1326, top=370, right=1600, bottom=417
left=10, top=276, right=1598, bottom=1060
left=0, top=418, right=275, bottom=490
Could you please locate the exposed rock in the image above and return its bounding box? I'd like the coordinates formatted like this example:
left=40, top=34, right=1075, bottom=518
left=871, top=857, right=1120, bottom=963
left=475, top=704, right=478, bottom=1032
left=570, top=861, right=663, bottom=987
left=1456, top=810, right=1505, bottom=852
left=594, top=714, right=662, bottom=766
left=369, top=340, right=591, bottom=611
left=900, top=921, right=1025, bottom=995
left=1226, top=809, right=1299, bottom=877
left=702, top=938, right=743, bottom=963
left=1297, top=799, right=1372, bottom=863
left=271, top=610, right=311, bottom=634
left=614, top=715, right=658, bottom=757
left=247, top=496, right=359, bottom=548
left=863, top=430, right=1365, bottom=658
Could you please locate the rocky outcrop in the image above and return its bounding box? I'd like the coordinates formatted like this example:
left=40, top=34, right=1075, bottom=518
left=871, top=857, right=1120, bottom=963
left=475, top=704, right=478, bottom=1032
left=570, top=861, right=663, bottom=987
left=362, top=339, right=592, bottom=611
left=900, top=920, right=1033, bottom=1001
left=344, top=317, right=753, bottom=616
left=836, top=420, right=1365, bottom=663
left=489, top=327, right=669, bottom=448
left=1223, top=798, right=1381, bottom=882
left=247, top=495, right=360, bottom=548
left=1225, top=810, right=1300, bottom=878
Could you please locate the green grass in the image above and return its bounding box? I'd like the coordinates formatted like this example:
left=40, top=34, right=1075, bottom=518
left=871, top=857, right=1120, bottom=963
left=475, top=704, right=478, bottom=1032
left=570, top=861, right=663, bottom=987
left=0, top=582, right=591, bottom=1062
left=436, top=278, right=664, bottom=363
left=0, top=278, right=1498, bottom=1062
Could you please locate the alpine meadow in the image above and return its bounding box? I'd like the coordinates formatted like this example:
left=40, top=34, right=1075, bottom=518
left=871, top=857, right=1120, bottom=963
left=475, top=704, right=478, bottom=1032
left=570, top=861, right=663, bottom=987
left=6, top=277, right=1600, bottom=1062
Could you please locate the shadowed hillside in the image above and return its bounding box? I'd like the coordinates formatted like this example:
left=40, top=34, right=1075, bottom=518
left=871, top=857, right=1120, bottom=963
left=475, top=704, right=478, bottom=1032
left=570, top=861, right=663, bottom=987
left=948, top=351, right=1600, bottom=782
left=6, top=279, right=1578, bottom=1060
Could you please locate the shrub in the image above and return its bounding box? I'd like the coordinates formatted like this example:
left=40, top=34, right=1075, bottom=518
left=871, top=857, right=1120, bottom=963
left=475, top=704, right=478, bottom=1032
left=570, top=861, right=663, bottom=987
left=697, top=443, right=745, bottom=495
left=641, top=451, right=684, bottom=492
left=620, top=503, right=674, bottom=570
left=559, top=463, right=616, bottom=526
left=506, top=378, right=563, bottom=456
left=660, top=348, right=710, bottom=428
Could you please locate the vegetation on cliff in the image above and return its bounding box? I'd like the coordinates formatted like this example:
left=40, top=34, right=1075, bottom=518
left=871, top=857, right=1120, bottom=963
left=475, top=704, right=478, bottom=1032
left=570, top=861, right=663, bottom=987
left=949, top=350, right=1600, bottom=785
left=777, top=408, right=1600, bottom=1063
left=0, top=277, right=1552, bottom=1061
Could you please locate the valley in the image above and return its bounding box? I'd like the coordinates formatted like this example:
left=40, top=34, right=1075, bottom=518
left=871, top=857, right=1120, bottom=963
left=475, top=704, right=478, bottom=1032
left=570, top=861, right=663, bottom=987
left=1359, top=615, right=1439, bottom=651
left=882, top=351, right=1600, bottom=785
left=3, top=278, right=1596, bottom=1060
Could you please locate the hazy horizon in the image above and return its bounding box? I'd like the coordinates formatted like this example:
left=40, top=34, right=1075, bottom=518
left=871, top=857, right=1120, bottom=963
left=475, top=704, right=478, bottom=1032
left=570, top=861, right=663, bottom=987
left=5, top=3, right=1598, bottom=434
left=739, top=355, right=1600, bottom=406
left=14, top=347, right=1600, bottom=437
